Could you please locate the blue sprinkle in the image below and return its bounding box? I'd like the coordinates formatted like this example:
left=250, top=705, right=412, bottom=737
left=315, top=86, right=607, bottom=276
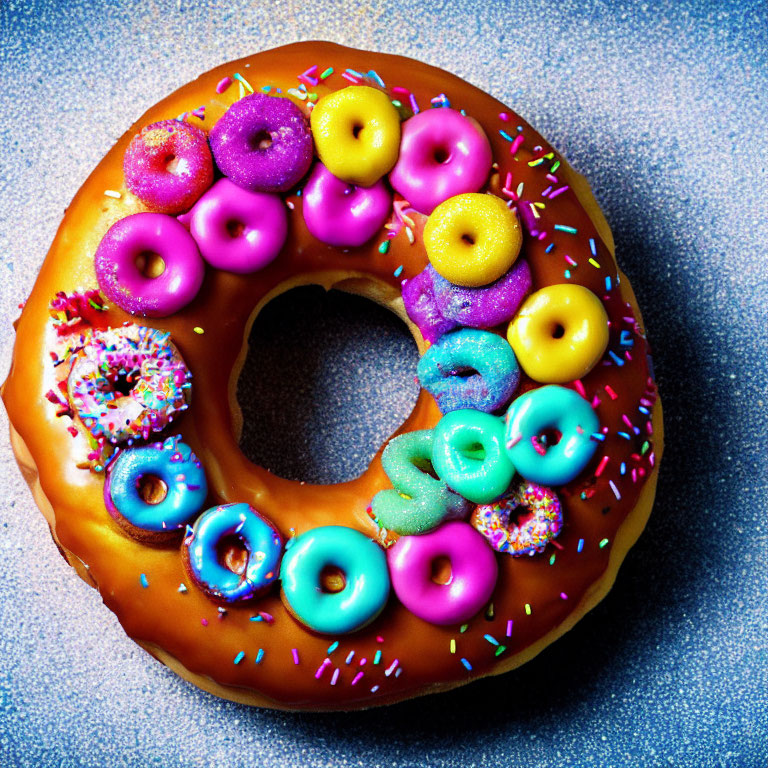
left=367, top=69, right=385, bottom=87
left=393, top=265, right=404, bottom=278
left=639, top=406, right=650, bottom=415
left=374, top=650, right=382, bottom=665
left=484, top=634, right=499, bottom=646
left=255, top=648, right=264, bottom=664
left=589, top=237, right=597, bottom=256
left=545, top=242, right=555, bottom=253
left=327, top=641, right=339, bottom=654
left=345, top=651, right=355, bottom=665
left=608, top=350, right=625, bottom=366
left=618, top=431, right=632, bottom=440
left=234, top=651, right=245, bottom=665
left=554, top=224, right=578, bottom=234
left=564, top=270, right=572, bottom=279
left=591, top=432, right=606, bottom=442
left=346, top=68, right=363, bottom=77
left=577, top=538, right=585, bottom=553
left=249, top=616, right=263, bottom=622
left=139, top=573, right=149, bottom=588
left=460, top=658, right=473, bottom=671
left=620, top=330, right=635, bottom=347
left=620, top=462, right=627, bottom=475
left=605, top=276, right=613, bottom=291
left=499, top=129, right=514, bottom=141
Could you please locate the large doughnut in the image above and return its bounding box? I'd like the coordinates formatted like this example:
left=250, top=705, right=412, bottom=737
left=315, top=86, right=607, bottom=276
left=2, top=41, right=663, bottom=711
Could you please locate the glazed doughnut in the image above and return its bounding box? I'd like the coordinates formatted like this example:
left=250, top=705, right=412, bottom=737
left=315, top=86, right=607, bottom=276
left=2, top=42, right=663, bottom=711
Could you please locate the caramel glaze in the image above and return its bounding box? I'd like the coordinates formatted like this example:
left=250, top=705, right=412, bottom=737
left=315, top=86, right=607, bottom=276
left=2, top=42, right=663, bottom=709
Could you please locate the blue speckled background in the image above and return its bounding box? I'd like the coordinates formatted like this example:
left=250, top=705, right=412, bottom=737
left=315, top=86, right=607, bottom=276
left=1, top=1, right=766, bottom=766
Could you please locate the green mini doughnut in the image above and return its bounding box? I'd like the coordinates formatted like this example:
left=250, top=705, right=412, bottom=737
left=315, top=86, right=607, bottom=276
left=432, top=409, right=516, bottom=504
left=371, top=430, right=471, bottom=535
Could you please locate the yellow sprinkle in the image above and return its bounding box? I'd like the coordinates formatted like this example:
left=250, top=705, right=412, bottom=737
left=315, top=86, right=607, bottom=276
left=588, top=258, right=602, bottom=269
left=405, top=226, right=415, bottom=244
left=193, top=326, right=204, bottom=335
left=104, top=189, right=122, bottom=199
left=450, top=639, right=456, bottom=654
left=525, top=603, right=532, bottom=615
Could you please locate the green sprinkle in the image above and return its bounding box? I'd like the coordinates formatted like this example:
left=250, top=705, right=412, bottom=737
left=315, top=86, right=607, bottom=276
left=554, top=224, right=578, bottom=234
left=549, top=553, right=556, bottom=565
left=233, top=72, right=254, bottom=92
left=391, top=99, right=402, bottom=108
left=599, top=538, right=610, bottom=549
left=495, top=645, right=507, bottom=657
left=234, top=651, right=245, bottom=665
left=88, top=298, right=103, bottom=310
left=320, top=67, right=334, bottom=80
left=374, top=650, right=382, bottom=665
left=378, top=240, right=390, bottom=254
left=641, top=440, right=650, bottom=455
left=550, top=160, right=561, bottom=172
left=460, top=624, right=468, bottom=633
left=524, top=603, right=532, bottom=615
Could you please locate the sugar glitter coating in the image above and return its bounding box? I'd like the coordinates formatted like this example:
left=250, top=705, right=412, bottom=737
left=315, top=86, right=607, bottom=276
left=67, top=325, right=191, bottom=445
left=209, top=92, right=313, bottom=193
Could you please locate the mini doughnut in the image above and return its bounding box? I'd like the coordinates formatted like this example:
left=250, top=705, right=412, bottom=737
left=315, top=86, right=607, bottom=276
left=424, top=193, right=522, bottom=287
left=123, top=119, right=214, bottom=214
left=471, top=481, right=563, bottom=556
left=67, top=324, right=191, bottom=448
left=310, top=85, right=400, bottom=187
left=302, top=161, right=392, bottom=247
left=417, top=328, right=520, bottom=414
left=94, top=212, right=205, bottom=317
left=390, top=108, right=493, bottom=215
left=403, top=259, right=532, bottom=344
left=180, top=178, right=288, bottom=274
left=104, top=436, right=207, bottom=539
left=387, top=521, right=498, bottom=626
left=209, top=92, right=313, bottom=193
left=183, top=502, right=283, bottom=604
left=504, top=385, right=600, bottom=486
left=507, top=284, right=610, bottom=383
left=371, top=430, right=470, bottom=536
left=431, top=409, right=515, bottom=504
left=280, top=526, right=390, bottom=635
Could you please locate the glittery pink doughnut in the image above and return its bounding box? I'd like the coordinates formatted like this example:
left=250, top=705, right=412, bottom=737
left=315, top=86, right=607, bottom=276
left=471, top=482, right=563, bottom=557
left=179, top=178, right=288, bottom=274
left=389, top=108, right=492, bottom=215
left=302, top=162, right=392, bottom=247
left=94, top=212, right=205, bottom=317
left=123, top=120, right=214, bottom=214
left=387, top=521, right=498, bottom=626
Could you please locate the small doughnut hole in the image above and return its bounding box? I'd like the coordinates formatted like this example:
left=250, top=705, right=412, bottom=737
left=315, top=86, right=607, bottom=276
left=351, top=123, right=364, bottom=139
left=217, top=535, right=250, bottom=575
left=538, top=428, right=562, bottom=447
left=226, top=219, right=246, bottom=238
left=164, top=154, right=180, bottom=173
left=433, top=147, right=451, bottom=164
left=136, top=474, right=168, bottom=505
left=551, top=322, right=566, bottom=339
left=461, top=441, right=486, bottom=461
left=110, top=373, right=135, bottom=397
left=430, top=556, right=453, bottom=585
left=461, top=233, right=476, bottom=246
left=249, top=130, right=273, bottom=151
left=319, top=565, right=346, bottom=594
left=135, top=250, right=166, bottom=278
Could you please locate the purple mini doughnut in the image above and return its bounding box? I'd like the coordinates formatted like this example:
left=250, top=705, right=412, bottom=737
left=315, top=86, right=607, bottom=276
left=389, top=108, right=493, bottom=215
left=95, top=212, right=205, bottom=317
left=210, top=93, right=313, bottom=193
left=387, top=521, right=498, bottom=626
left=179, top=178, right=288, bottom=273
left=302, top=162, right=392, bottom=247
left=123, top=120, right=214, bottom=214
left=403, top=259, right=532, bottom=344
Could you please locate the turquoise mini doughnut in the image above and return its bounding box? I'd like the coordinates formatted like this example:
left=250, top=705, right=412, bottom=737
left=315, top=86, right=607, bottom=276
left=371, top=430, right=470, bottom=536
left=104, top=435, right=207, bottom=535
left=280, top=526, right=390, bottom=635
left=504, top=385, right=600, bottom=486
left=417, top=328, right=520, bottom=414
left=432, top=409, right=516, bottom=504
left=183, top=503, right=283, bottom=603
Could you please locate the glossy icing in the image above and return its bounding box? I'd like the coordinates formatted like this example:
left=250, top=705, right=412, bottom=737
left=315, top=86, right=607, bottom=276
left=2, top=42, right=661, bottom=710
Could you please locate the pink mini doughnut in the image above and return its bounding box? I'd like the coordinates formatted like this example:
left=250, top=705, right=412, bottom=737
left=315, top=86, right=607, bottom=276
left=179, top=178, right=288, bottom=274
left=389, top=108, right=493, bottom=215
left=94, top=212, right=205, bottom=317
left=471, top=481, right=563, bottom=557
left=387, top=520, right=498, bottom=626
left=302, top=162, right=392, bottom=247
left=123, top=120, right=214, bottom=214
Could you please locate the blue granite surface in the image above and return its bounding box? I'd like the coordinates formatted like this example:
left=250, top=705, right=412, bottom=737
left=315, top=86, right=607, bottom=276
left=0, top=1, right=766, bottom=766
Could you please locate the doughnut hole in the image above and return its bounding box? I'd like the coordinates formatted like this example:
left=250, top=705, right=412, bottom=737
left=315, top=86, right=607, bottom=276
left=136, top=474, right=168, bottom=505
left=217, top=535, right=250, bottom=576
left=319, top=565, right=346, bottom=594
left=432, top=146, right=451, bottom=164
left=351, top=123, right=364, bottom=139
left=248, top=130, right=273, bottom=151
left=430, top=556, right=453, bottom=585
left=134, top=250, right=166, bottom=278
left=551, top=322, right=566, bottom=339
left=538, top=428, right=563, bottom=449
left=225, top=219, right=246, bottom=238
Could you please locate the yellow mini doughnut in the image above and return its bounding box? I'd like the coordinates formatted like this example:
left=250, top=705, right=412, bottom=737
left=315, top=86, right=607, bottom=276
left=423, top=193, right=522, bottom=287
left=310, top=85, right=401, bottom=187
left=507, top=283, right=610, bottom=383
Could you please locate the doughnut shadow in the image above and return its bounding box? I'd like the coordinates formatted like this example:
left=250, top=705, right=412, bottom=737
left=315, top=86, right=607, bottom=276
left=236, top=285, right=420, bottom=485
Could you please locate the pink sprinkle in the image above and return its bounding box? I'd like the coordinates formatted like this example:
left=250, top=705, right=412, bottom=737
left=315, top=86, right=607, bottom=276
left=649, top=452, right=655, bottom=467
left=499, top=112, right=510, bottom=121
left=622, top=414, right=634, bottom=430
left=564, top=254, right=577, bottom=266
left=506, top=620, right=514, bottom=637
left=507, top=433, right=522, bottom=449
left=591, top=395, right=601, bottom=408
left=351, top=671, right=364, bottom=686
left=341, top=72, right=359, bottom=83
left=315, top=658, right=331, bottom=679
left=358, top=657, right=367, bottom=667
left=573, top=379, right=586, bottom=397
left=298, top=65, right=319, bottom=86
left=391, top=86, right=410, bottom=95
left=215, top=76, right=232, bottom=94
left=330, top=668, right=340, bottom=686
left=594, top=455, right=610, bottom=477
left=258, top=611, right=274, bottom=624
left=292, top=648, right=300, bottom=665
left=376, top=635, right=384, bottom=643
left=510, top=134, right=524, bottom=155
left=560, top=592, right=568, bottom=600
left=201, top=618, right=208, bottom=626
left=409, top=92, right=420, bottom=114
left=605, top=385, right=618, bottom=400
left=548, top=185, right=570, bottom=199
left=546, top=173, right=558, bottom=183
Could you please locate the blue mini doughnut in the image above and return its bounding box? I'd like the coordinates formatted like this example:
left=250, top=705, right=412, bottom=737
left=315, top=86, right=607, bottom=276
left=417, top=328, right=520, bottom=414
left=280, top=526, right=390, bottom=635
left=504, top=385, right=600, bottom=486
left=104, top=436, right=207, bottom=536
left=183, top=503, right=283, bottom=603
